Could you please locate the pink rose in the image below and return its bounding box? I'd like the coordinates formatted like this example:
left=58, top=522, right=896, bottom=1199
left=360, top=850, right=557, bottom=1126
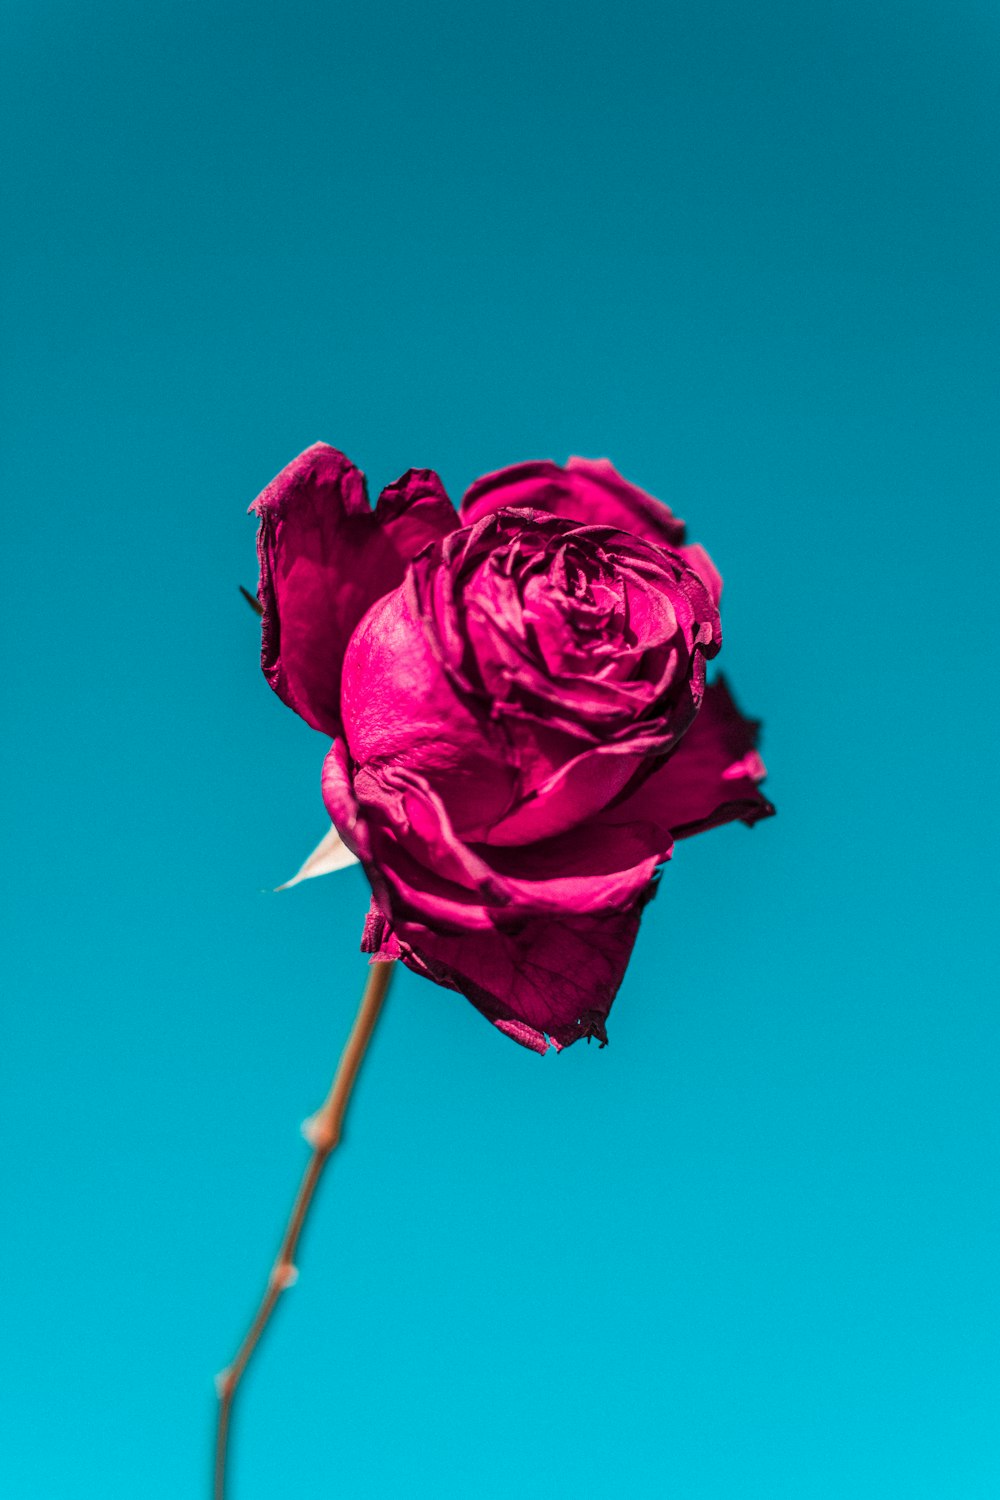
left=252, top=444, right=773, bottom=1053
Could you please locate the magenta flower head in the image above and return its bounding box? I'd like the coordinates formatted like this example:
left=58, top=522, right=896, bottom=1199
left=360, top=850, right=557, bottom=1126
left=252, top=444, right=773, bottom=1053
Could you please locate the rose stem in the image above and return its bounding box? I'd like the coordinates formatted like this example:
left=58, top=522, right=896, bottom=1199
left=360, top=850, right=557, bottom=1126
left=213, top=958, right=394, bottom=1500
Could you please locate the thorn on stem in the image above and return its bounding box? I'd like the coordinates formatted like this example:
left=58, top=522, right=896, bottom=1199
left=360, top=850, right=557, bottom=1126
left=270, top=1263, right=299, bottom=1291
left=239, top=585, right=263, bottom=617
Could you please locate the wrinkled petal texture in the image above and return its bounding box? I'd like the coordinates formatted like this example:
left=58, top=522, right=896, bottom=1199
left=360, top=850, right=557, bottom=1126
left=461, top=456, right=723, bottom=606
left=341, top=509, right=721, bottom=847
left=324, top=740, right=663, bottom=1050
left=252, top=443, right=457, bottom=734
left=365, top=890, right=648, bottom=1053
left=328, top=676, right=772, bottom=1051
left=253, top=444, right=773, bottom=1052
left=601, top=676, right=775, bottom=841
left=462, top=457, right=687, bottom=547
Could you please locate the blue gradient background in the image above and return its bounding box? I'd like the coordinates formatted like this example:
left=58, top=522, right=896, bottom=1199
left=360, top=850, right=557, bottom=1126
left=3, top=2, right=998, bottom=1496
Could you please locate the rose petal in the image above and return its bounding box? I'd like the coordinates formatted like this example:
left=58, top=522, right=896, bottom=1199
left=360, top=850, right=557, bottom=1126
left=333, top=747, right=666, bottom=920
left=611, top=675, right=775, bottom=838
left=680, top=541, right=723, bottom=608
left=360, top=897, right=402, bottom=962
left=483, top=739, right=652, bottom=845
left=251, top=444, right=457, bottom=734
left=276, top=824, right=359, bottom=890
left=372, top=468, right=457, bottom=560
left=341, top=580, right=519, bottom=836
left=373, top=511, right=720, bottom=840
left=461, top=456, right=688, bottom=549
left=372, top=899, right=647, bottom=1052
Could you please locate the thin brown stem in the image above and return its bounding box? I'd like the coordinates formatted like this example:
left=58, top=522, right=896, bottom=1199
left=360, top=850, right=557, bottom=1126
left=213, top=959, right=394, bottom=1500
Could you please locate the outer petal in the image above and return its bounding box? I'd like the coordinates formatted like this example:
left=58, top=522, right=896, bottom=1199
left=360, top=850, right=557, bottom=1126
left=323, top=747, right=669, bottom=930
left=251, top=444, right=457, bottom=734
left=461, top=456, right=687, bottom=549
left=322, top=743, right=665, bottom=1050
left=367, top=899, right=650, bottom=1053
left=609, top=675, right=775, bottom=839
left=482, top=737, right=661, bottom=845
left=461, top=457, right=724, bottom=607
left=341, top=579, right=519, bottom=837
left=680, top=541, right=723, bottom=609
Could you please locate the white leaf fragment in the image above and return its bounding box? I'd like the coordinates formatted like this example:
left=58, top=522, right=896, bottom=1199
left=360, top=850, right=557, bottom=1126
left=277, top=824, right=359, bottom=889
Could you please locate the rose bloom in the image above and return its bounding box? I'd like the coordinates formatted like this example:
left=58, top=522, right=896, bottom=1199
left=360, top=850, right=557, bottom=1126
left=252, top=444, right=773, bottom=1053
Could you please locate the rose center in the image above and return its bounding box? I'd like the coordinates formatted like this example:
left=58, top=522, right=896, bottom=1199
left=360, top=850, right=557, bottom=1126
left=515, top=537, right=630, bottom=678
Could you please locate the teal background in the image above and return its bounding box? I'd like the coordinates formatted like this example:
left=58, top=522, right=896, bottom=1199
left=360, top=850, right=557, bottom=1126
left=3, top=2, right=998, bottom=1496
